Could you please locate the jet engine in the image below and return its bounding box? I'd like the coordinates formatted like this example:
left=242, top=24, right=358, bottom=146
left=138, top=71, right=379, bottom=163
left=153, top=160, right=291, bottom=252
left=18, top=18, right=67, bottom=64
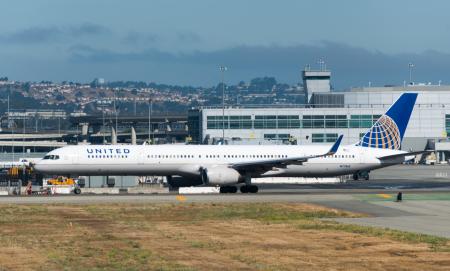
left=201, top=166, right=243, bottom=185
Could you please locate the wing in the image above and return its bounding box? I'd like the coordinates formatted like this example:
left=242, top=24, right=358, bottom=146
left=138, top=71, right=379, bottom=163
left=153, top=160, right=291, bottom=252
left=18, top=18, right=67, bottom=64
left=231, top=135, right=343, bottom=173
left=377, top=150, right=432, bottom=161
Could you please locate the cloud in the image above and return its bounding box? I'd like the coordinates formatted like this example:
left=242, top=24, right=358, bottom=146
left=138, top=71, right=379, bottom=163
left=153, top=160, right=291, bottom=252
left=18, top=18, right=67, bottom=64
left=0, top=23, right=111, bottom=44
left=68, top=44, right=175, bottom=62
left=122, top=31, right=159, bottom=45
left=69, top=22, right=111, bottom=36
left=61, top=41, right=450, bottom=87
left=0, top=26, right=63, bottom=43
left=176, top=32, right=202, bottom=43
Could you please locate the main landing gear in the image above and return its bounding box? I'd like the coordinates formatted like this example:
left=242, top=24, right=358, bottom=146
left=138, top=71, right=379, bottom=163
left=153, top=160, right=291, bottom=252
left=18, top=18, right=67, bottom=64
left=353, top=171, right=370, bottom=181
left=219, top=186, right=238, bottom=193
left=219, top=185, right=259, bottom=193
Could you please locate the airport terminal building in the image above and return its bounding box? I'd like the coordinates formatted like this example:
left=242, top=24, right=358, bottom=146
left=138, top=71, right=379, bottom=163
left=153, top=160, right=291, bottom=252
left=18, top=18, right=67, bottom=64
left=188, top=69, right=450, bottom=162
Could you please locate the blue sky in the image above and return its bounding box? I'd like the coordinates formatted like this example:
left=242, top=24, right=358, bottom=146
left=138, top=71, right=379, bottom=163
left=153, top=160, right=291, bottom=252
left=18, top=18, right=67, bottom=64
left=1, top=0, right=450, bottom=88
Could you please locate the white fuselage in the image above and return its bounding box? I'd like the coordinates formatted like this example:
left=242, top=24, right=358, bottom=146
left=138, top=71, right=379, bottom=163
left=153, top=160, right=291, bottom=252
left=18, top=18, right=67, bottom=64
left=34, top=144, right=405, bottom=178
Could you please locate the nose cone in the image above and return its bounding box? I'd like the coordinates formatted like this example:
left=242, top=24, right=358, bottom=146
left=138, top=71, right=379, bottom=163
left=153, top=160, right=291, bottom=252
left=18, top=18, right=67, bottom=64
left=33, top=162, right=48, bottom=173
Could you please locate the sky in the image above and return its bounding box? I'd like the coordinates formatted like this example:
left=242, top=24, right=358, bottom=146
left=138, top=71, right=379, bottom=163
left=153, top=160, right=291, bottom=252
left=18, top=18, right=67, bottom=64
left=1, top=0, right=450, bottom=89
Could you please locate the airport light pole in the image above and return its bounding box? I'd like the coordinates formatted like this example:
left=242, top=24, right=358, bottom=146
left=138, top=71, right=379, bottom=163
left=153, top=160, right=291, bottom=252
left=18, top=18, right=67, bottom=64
left=7, top=94, right=15, bottom=161
left=102, top=105, right=105, bottom=144
left=148, top=98, right=153, bottom=144
left=219, top=65, right=227, bottom=144
left=114, top=89, right=118, bottom=141
left=7, top=95, right=9, bottom=127
left=408, top=62, right=415, bottom=85
left=22, top=117, right=25, bottom=155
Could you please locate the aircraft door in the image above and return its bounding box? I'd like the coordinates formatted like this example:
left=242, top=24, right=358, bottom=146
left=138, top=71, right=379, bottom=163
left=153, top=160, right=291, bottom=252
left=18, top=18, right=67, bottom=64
left=138, top=149, right=145, bottom=165
left=358, top=147, right=364, bottom=164
left=71, top=153, right=79, bottom=164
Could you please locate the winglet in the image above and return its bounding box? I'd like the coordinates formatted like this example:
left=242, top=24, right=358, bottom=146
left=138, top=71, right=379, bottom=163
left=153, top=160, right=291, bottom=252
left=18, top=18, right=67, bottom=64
left=327, top=135, right=343, bottom=155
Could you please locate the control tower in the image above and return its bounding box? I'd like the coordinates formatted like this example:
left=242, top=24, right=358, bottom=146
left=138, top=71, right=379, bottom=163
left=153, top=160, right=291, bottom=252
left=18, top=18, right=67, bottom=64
left=302, top=61, right=331, bottom=104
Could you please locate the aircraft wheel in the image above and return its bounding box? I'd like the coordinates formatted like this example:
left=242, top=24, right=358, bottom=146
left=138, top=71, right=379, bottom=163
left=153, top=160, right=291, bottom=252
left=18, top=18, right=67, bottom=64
left=220, top=186, right=237, bottom=193
left=249, top=185, right=258, bottom=193
left=240, top=185, right=258, bottom=193
left=352, top=173, right=359, bottom=181
left=240, top=185, right=249, bottom=193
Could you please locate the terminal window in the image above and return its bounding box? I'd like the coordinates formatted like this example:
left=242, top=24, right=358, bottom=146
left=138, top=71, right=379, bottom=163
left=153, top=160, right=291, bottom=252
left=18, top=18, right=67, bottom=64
left=264, top=134, right=290, bottom=140
left=255, top=115, right=300, bottom=129
left=349, top=115, right=377, bottom=128
left=312, top=133, right=338, bottom=143
left=446, top=114, right=450, bottom=135
left=206, top=114, right=380, bottom=130
left=325, top=115, right=347, bottom=128
left=255, top=115, right=277, bottom=129
left=207, top=115, right=252, bottom=129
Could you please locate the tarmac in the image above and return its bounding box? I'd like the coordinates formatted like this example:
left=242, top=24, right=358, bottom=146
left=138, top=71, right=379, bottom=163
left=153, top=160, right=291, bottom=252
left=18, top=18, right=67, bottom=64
left=330, top=193, right=450, bottom=238
left=1, top=164, right=450, bottom=238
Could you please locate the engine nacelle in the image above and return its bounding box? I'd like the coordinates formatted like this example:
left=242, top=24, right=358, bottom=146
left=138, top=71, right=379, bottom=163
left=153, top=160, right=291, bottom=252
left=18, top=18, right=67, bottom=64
left=201, top=166, right=243, bottom=185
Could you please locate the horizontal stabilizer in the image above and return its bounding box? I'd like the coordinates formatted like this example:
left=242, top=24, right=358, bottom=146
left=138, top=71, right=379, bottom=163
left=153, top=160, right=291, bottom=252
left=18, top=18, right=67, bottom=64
left=377, top=150, right=432, bottom=161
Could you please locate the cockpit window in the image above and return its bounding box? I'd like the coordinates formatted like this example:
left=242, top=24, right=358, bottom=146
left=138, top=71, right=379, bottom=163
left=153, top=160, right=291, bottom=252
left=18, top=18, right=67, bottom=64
left=43, top=155, right=60, bottom=160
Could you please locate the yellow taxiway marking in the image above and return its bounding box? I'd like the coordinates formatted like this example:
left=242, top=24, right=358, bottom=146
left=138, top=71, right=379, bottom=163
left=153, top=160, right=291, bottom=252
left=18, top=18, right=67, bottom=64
left=176, top=195, right=187, bottom=202
left=376, top=194, right=392, bottom=199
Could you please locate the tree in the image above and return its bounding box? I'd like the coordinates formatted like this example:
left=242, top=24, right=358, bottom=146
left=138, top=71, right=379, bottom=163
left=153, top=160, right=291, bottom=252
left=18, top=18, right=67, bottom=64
left=249, top=77, right=277, bottom=91
left=56, top=94, right=65, bottom=101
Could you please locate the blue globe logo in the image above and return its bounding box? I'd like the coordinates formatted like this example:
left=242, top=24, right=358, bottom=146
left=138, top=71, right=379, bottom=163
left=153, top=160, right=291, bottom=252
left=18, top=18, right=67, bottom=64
left=360, top=115, right=401, bottom=150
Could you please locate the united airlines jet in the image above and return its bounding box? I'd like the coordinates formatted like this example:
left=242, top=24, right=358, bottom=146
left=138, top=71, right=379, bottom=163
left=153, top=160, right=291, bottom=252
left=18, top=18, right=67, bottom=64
left=35, top=93, right=426, bottom=193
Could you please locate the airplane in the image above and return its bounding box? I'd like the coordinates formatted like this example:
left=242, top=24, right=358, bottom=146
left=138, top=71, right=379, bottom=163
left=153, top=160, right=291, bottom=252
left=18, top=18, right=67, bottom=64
left=34, top=93, right=427, bottom=193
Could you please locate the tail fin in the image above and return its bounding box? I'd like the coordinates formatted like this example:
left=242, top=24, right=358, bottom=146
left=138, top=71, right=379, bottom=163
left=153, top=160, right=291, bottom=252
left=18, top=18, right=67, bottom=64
left=357, top=93, right=418, bottom=150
